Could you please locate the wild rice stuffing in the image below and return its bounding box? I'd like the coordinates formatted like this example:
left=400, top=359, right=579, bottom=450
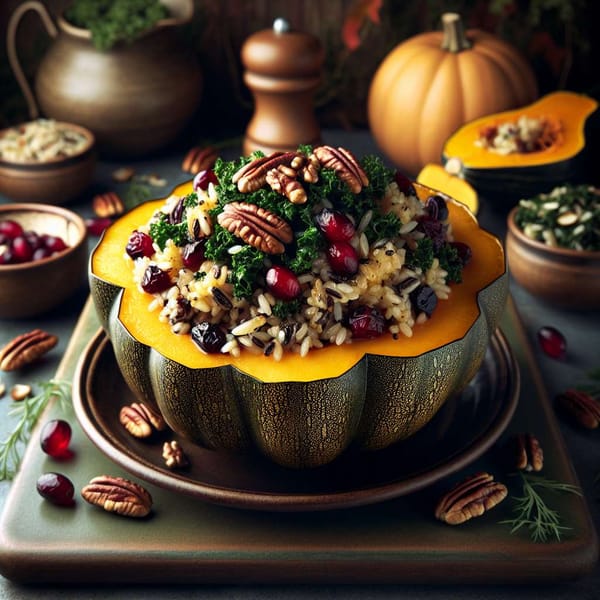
left=124, top=147, right=470, bottom=361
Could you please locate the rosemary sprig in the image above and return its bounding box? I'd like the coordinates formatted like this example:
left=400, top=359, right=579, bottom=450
left=500, top=472, right=581, bottom=543
left=0, top=379, right=72, bottom=481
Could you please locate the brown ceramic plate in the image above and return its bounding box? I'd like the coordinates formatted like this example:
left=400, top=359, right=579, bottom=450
left=73, top=328, right=519, bottom=512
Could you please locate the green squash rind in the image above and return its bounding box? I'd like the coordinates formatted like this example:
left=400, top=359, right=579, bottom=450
left=88, top=265, right=508, bottom=468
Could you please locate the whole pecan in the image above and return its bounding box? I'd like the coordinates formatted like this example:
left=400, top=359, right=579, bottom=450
left=513, top=433, right=544, bottom=472
left=119, top=402, right=166, bottom=438
left=0, top=329, right=58, bottom=371
left=217, top=202, right=293, bottom=254
left=435, top=472, right=508, bottom=525
left=232, top=152, right=305, bottom=193
left=81, top=475, right=152, bottom=518
left=181, top=146, right=218, bottom=174
left=92, top=191, right=125, bottom=218
left=556, top=389, right=600, bottom=429
left=313, top=145, right=369, bottom=193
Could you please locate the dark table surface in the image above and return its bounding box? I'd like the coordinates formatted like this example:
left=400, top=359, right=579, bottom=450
left=0, top=130, right=598, bottom=599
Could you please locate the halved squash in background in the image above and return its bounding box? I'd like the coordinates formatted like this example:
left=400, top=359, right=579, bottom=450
left=442, top=91, right=599, bottom=208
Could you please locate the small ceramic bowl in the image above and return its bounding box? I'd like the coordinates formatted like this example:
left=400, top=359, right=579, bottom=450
left=0, top=121, right=96, bottom=204
left=0, top=203, right=88, bottom=319
left=506, top=207, right=600, bottom=310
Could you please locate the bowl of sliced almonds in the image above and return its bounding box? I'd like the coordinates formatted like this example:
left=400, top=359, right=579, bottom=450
left=506, top=184, right=600, bottom=309
left=0, top=119, right=96, bottom=204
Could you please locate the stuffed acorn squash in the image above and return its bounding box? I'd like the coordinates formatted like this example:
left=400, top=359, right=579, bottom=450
left=89, top=147, right=507, bottom=468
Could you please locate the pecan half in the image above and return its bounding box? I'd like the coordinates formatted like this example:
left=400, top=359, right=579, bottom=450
left=119, top=402, right=166, bottom=438
left=11, top=383, right=31, bottom=401
left=266, top=167, right=307, bottom=204
left=92, top=191, right=125, bottom=218
left=556, top=389, right=600, bottom=429
left=181, top=146, right=218, bottom=174
left=435, top=472, right=508, bottom=525
left=81, top=475, right=152, bottom=518
left=313, top=145, right=369, bottom=193
left=162, top=440, right=189, bottom=469
left=217, top=202, right=293, bottom=254
left=513, top=433, right=544, bottom=472
left=0, top=329, right=58, bottom=371
left=111, top=166, right=135, bottom=183
left=232, top=152, right=305, bottom=193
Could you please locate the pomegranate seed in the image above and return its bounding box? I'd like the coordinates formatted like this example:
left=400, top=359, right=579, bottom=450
left=0, top=219, right=24, bottom=239
left=315, top=208, right=355, bottom=242
left=126, top=230, right=155, bottom=259
left=0, top=247, right=14, bottom=265
left=538, top=326, right=567, bottom=360
left=141, top=265, right=171, bottom=293
left=394, top=171, right=416, bottom=196
left=86, top=217, right=113, bottom=236
left=327, top=241, right=358, bottom=275
left=24, top=230, right=43, bottom=251
left=193, top=169, right=219, bottom=191
left=349, top=306, right=386, bottom=339
left=182, top=240, right=205, bottom=271
left=40, top=419, right=72, bottom=459
left=11, top=236, right=34, bottom=262
left=32, top=247, right=52, bottom=261
left=36, top=472, right=75, bottom=507
left=265, top=265, right=301, bottom=301
left=191, top=321, right=226, bottom=353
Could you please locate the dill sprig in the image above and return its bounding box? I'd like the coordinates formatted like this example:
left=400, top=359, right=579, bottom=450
left=500, top=472, right=581, bottom=543
left=0, top=379, right=72, bottom=481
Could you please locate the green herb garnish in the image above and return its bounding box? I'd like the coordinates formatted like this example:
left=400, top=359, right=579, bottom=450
left=500, top=472, right=581, bottom=542
left=65, top=0, right=169, bottom=51
left=0, top=379, right=71, bottom=481
left=407, top=237, right=434, bottom=272
left=149, top=213, right=189, bottom=251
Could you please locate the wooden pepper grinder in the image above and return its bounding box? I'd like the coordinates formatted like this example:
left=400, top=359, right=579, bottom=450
left=241, top=18, right=324, bottom=156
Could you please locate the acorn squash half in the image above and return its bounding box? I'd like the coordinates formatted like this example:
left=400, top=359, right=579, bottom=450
left=89, top=181, right=507, bottom=469
left=442, top=91, right=598, bottom=207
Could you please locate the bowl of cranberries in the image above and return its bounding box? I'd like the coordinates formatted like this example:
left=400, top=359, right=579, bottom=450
left=0, top=203, right=88, bottom=318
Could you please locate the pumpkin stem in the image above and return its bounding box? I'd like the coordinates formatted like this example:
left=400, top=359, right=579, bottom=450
left=440, top=13, right=471, bottom=53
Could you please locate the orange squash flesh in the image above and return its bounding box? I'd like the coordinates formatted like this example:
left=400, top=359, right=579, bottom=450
left=91, top=181, right=505, bottom=383
left=443, top=91, right=598, bottom=169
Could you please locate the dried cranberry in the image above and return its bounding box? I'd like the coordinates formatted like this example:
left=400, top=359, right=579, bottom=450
left=410, top=285, right=438, bottom=317
left=86, top=217, right=113, bottom=236
left=126, top=230, right=154, bottom=259
left=141, top=265, right=171, bottom=294
left=417, top=216, right=446, bottom=250
left=265, top=265, right=301, bottom=301
left=36, top=472, right=75, bottom=507
left=327, top=241, right=358, bottom=275
left=32, top=247, right=52, bottom=261
left=0, top=219, right=24, bottom=239
left=191, top=321, right=226, bottom=353
left=538, top=326, right=567, bottom=360
left=11, top=236, right=33, bottom=262
left=349, top=305, right=386, bottom=339
left=394, top=171, right=416, bottom=196
left=40, top=419, right=72, bottom=459
left=425, top=195, right=449, bottom=221
left=450, top=241, right=472, bottom=266
left=193, top=169, right=219, bottom=191
left=168, top=197, right=185, bottom=224
left=24, top=230, right=43, bottom=251
left=315, top=208, right=355, bottom=242
left=182, top=240, right=205, bottom=271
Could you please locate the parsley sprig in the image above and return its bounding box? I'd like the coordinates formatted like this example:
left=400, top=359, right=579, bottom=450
left=500, top=472, right=581, bottom=542
left=0, top=379, right=71, bottom=481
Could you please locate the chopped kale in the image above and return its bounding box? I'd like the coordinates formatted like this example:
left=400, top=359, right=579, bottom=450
left=285, top=224, right=323, bottom=274
left=272, top=299, right=301, bottom=320
left=438, top=243, right=463, bottom=283
left=149, top=213, right=188, bottom=251
left=406, top=237, right=434, bottom=272
left=228, top=245, right=266, bottom=299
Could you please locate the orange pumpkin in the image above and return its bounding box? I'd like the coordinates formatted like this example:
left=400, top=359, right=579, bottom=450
left=368, top=12, right=538, bottom=176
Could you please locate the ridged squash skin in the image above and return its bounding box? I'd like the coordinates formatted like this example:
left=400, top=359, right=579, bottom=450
left=89, top=182, right=507, bottom=468
left=442, top=91, right=599, bottom=206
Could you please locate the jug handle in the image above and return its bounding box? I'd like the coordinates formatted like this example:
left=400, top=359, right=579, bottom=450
left=7, top=1, right=58, bottom=120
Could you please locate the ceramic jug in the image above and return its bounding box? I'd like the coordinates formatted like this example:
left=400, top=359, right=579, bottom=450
left=7, top=0, right=202, bottom=157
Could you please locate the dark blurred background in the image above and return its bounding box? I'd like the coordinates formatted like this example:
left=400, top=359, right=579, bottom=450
left=1, top=0, right=599, bottom=138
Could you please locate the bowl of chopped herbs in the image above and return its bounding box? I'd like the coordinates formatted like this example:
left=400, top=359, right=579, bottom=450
left=506, top=184, right=600, bottom=309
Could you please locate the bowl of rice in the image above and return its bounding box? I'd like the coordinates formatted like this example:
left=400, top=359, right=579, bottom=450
left=89, top=146, right=508, bottom=468
left=506, top=184, right=600, bottom=310
left=0, top=118, right=96, bottom=204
